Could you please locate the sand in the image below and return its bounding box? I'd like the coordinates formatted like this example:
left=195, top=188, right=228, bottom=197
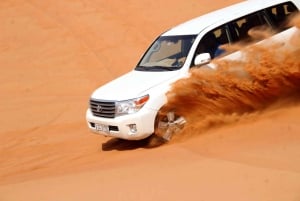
left=0, top=0, right=300, bottom=200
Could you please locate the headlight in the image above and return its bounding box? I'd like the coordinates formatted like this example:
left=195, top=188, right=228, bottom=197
left=115, top=95, right=149, bottom=117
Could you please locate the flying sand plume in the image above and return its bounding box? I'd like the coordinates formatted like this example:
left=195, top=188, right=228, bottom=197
left=162, top=14, right=300, bottom=140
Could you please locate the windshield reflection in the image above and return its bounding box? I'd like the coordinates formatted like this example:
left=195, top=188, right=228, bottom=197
left=136, top=35, right=196, bottom=71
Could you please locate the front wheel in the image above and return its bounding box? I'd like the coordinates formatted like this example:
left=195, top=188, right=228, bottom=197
left=154, top=111, right=186, bottom=141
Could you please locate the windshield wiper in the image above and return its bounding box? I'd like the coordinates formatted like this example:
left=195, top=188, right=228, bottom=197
left=135, top=66, right=180, bottom=72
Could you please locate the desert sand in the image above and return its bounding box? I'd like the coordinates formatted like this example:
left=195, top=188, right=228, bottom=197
left=0, top=0, right=300, bottom=200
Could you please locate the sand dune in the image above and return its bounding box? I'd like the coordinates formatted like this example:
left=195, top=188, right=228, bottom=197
left=0, top=0, right=300, bottom=200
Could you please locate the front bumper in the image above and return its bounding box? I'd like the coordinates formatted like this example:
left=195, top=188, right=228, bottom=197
left=86, top=107, right=157, bottom=140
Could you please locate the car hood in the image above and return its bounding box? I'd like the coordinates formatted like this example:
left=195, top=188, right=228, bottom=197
left=91, top=70, right=179, bottom=101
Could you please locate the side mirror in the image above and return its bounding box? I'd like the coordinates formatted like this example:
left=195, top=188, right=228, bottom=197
left=194, top=53, right=211, bottom=66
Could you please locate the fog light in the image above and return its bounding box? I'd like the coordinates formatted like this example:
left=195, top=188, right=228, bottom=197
left=128, top=124, right=137, bottom=134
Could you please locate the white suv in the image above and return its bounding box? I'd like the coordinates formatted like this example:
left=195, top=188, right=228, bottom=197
left=86, top=0, right=300, bottom=141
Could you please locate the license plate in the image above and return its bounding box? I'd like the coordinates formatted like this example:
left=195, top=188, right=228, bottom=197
left=95, top=123, right=109, bottom=133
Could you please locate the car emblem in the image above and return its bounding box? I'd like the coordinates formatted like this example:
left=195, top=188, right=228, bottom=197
left=96, top=105, right=102, bottom=112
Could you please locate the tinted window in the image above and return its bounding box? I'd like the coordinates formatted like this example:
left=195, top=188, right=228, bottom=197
left=230, top=12, right=270, bottom=43
left=193, top=11, right=271, bottom=65
left=191, top=1, right=299, bottom=68
left=194, top=25, right=229, bottom=60
left=266, top=2, right=298, bottom=30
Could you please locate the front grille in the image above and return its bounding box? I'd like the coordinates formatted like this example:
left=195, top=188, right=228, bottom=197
left=90, top=99, right=116, bottom=118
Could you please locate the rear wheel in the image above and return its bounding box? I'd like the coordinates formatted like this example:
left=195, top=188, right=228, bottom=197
left=154, top=111, right=186, bottom=141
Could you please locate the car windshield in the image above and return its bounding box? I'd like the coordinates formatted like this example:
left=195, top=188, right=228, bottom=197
left=135, top=35, right=196, bottom=71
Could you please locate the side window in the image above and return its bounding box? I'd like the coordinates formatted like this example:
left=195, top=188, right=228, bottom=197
left=230, top=12, right=270, bottom=43
left=266, top=2, right=298, bottom=31
left=194, top=26, right=229, bottom=60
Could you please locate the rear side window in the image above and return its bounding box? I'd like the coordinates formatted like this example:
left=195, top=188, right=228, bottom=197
left=230, top=12, right=270, bottom=43
left=266, top=2, right=298, bottom=30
